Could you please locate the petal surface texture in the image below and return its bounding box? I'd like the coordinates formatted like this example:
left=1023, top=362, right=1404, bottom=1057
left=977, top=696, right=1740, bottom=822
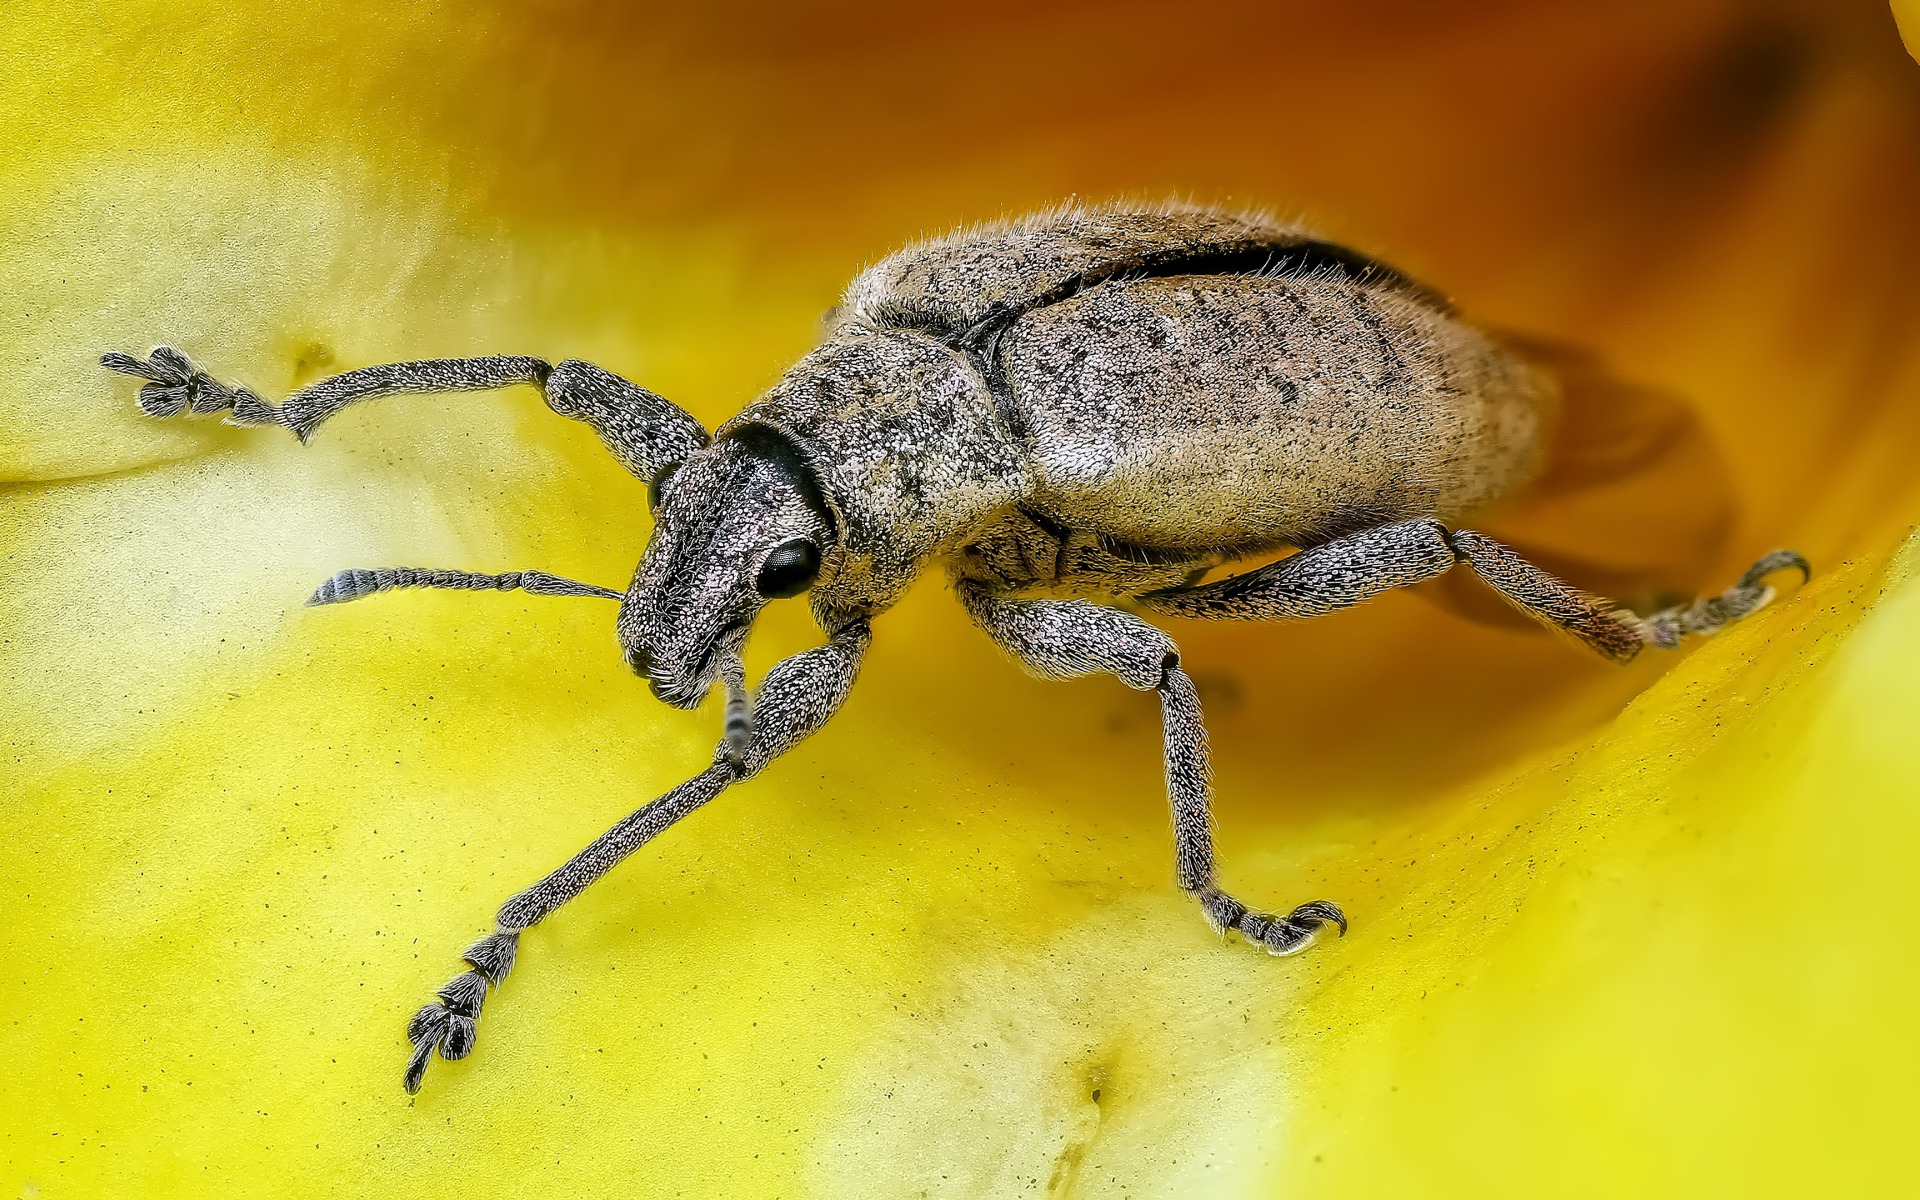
left=4, top=2, right=1920, bottom=1196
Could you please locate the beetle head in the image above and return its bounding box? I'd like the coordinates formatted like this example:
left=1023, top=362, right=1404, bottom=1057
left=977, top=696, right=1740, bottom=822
left=618, top=426, right=834, bottom=707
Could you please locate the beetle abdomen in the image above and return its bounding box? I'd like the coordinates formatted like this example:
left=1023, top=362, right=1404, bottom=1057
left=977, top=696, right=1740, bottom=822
left=998, top=272, right=1552, bottom=553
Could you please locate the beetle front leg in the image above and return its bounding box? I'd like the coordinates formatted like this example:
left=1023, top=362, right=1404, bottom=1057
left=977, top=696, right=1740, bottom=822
left=101, top=345, right=706, bottom=482
left=957, top=583, right=1345, bottom=956
left=402, top=620, right=871, bottom=1094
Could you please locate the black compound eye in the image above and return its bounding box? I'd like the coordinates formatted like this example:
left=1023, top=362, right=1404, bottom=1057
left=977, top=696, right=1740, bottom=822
left=647, top=462, right=681, bottom=511
left=755, top=538, right=821, bottom=599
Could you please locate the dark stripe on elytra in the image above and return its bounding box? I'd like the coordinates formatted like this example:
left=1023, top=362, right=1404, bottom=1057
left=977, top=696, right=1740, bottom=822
left=930, top=239, right=1448, bottom=456
left=932, top=241, right=1448, bottom=354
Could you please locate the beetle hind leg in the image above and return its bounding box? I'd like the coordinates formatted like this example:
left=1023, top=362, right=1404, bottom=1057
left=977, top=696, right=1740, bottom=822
left=1446, top=533, right=1810, bottom=661
left=1139, top=519, right=1810, bottom=664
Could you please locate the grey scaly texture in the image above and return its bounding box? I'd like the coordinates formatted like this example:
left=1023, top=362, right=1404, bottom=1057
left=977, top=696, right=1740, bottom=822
left=102, top=200, right=1811, bottom=1094
left=307, top=567, right=622, bottom=606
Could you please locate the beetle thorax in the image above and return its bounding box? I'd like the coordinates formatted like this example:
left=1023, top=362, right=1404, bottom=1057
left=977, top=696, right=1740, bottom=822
left=717, top=322, right=1029, bottom=618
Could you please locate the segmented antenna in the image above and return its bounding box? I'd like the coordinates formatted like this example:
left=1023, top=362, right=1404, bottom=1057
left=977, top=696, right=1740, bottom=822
left=720, top=652, right=753, bottom=767
left=307, top=568, right=623, bottom=606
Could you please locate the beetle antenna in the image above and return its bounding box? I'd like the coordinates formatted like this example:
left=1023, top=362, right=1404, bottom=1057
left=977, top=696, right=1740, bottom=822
left=719, top=643, right=753, bottom=768
left=307, top=567, right=623, bottom=606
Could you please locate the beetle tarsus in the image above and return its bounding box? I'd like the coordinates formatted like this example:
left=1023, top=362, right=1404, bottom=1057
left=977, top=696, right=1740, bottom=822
left=1253, top=900, right=1349, bottom=956
left=1197, top=887, right=1346, bottom=956
left=1743, top=548, right=1812, bottom=589
left=102, top=345, right=275, bottom=424
left=402, top=930, right=521, bottom=1095
left=1636, top=547, right=1811, bottom=650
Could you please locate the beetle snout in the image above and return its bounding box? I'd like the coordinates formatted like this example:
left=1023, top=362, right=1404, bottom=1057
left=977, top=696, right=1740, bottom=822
left=624, top=645, right=676, bottom=703
left=625, top=644, right=655, bottom=679
left=625, top=642, right=708, bottom=707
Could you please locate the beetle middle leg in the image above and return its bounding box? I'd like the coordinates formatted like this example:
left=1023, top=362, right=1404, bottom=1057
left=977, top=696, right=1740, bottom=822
left=957, top=582, right=1347, bottom=956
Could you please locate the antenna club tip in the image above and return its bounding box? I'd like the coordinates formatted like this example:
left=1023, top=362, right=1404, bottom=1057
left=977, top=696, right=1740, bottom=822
left=306, top=572, right=353, bottom=606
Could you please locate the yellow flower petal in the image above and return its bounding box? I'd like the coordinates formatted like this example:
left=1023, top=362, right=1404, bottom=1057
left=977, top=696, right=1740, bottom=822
left=5, top=3, right=1919, bottom=1195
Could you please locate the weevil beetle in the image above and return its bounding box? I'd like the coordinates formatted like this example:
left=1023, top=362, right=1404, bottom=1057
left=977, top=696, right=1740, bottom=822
left=103, top=201, right=1809, bottom=1093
